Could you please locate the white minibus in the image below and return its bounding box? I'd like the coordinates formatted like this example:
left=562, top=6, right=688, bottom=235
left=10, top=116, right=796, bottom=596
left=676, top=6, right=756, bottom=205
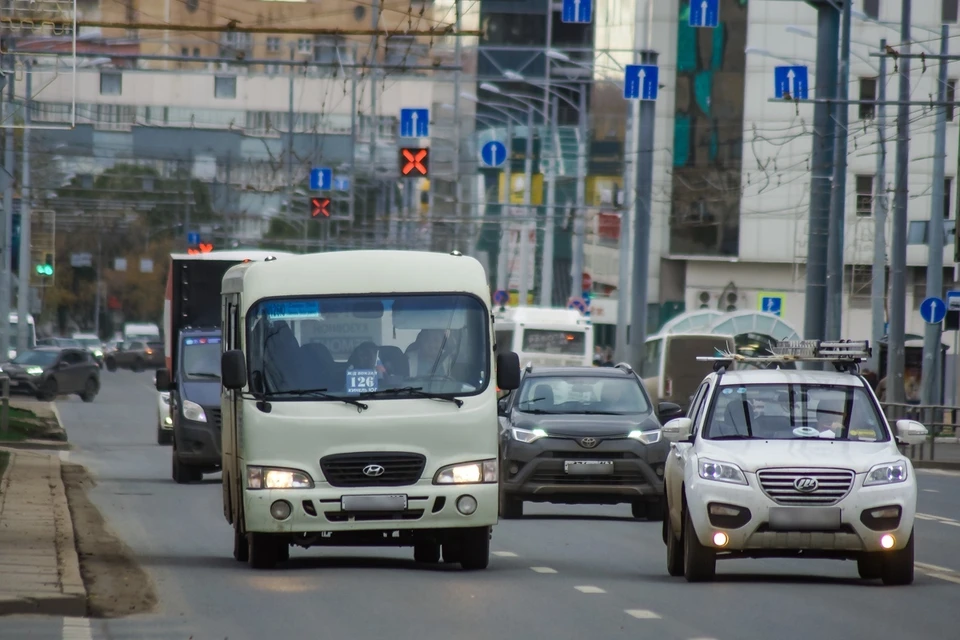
left=494, top=306, right=593, bottom=367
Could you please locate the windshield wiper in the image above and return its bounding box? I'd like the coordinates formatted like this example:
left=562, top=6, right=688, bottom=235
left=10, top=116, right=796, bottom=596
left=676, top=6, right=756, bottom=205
left=268, top=388, right=368, bottom=411
left=564, top=410, right=623, bottom=415
left=707, top=434, right=755, bottom=440
left=520, top=409, right=561, bottom=414
left=187, top=372, right=221, bottom=380
left=359, top=386, right=463, bottom=408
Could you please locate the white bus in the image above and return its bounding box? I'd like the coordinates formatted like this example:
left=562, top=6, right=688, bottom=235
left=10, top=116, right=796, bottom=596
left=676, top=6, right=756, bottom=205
left=218, top=250, right=521, bottom=570
left=493, top=306, right=593, bottom=368
left=8, top=312, right=37, bottom=360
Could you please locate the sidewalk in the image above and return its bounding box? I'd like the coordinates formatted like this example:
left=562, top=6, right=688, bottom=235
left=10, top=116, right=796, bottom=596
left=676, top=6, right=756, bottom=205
left=0, top=449, right=87, bottom=616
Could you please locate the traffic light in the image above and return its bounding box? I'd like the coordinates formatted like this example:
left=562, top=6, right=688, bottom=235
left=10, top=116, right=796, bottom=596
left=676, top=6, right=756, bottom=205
left=35, top=252, right=53, bottom=277
left=311, top=197, right=331, bottom=218
left=399, top=148, right=429, bottom=177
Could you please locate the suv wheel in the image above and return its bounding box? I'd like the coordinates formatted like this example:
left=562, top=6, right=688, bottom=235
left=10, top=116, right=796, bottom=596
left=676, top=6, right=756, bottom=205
left=682, top=510, right=716, bottom=582
left=880, top=531, right=915, bottom=585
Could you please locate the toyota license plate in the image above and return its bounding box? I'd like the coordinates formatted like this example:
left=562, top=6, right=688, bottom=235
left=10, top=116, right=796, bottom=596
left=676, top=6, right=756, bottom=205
left=564, top=460, right=614, bottom=475
left=340, top=494, right=408, bottom=511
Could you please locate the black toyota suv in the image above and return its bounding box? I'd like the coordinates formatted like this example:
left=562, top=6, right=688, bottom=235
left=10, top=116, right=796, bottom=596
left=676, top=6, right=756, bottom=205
left=497, top=363, right=683, bottom=520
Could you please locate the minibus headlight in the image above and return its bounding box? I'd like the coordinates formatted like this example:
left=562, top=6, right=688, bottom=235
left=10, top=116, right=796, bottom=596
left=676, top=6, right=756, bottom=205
left=182, top=399, right=206, bottom=422
left=247, top=466, right=315, bottom=490
left=434, top=459, right=497, bottom=484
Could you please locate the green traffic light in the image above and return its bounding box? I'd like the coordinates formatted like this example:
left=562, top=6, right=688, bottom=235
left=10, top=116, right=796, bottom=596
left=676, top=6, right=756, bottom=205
left=34, top=264, right=53, bottom=276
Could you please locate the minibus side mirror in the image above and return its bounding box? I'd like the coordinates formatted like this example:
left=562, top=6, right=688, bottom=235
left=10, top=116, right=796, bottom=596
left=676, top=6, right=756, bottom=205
left=496, top=351, right=521, bottom=390
left=155, top=368, right=171, bottom=392
left=221, top=350, right=247, bottom=390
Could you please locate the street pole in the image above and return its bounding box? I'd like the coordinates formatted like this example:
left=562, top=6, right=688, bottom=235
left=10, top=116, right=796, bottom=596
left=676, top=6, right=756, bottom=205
left=569, top=84, right=587, bottom=302
left=496, top=121, right=513, bottom=293
left=0, top=49, right=13, bottom=360
left=869, top=38, right=888, bottom=374
left=518, top=107, right=534, bottom=306
left=920, top=23, right=949, bottom=406
left=825, top=0, right=852, bottom=341
left=541, top=96, right=558, bottom=307
left=93, top=233, right=102, bottom=337
left=887, top=0, right=911, bottom=404
left=615, top=98, right=635, bottom=361
left=370, top=0, right=382, bottom=243
left=348, top=45, right=358, bottom=231
left=16, top=61, right=31, bottom=354
left=803, top=2, right=840, bottom=345
left=627, top=49, right=658, bottom=369
left=452, top=0, right=463, bottom=250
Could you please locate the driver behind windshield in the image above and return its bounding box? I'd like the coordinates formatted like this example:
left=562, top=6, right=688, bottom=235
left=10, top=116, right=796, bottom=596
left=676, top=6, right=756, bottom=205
left=407, top=329, right=457, bottom=377
left=815, top=399, right=845, bottom=438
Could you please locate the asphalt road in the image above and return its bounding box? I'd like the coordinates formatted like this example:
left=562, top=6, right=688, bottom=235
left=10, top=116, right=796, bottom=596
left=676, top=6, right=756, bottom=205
left=2, top=370, right=960, bottom=639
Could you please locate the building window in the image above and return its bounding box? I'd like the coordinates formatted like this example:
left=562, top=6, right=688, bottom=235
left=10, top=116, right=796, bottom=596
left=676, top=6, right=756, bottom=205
left=266, top=37, right=280, bottom=53
left=863, top=0, right=880, bottom=19
left=856, top=175, right=874, bottom=216
left=313, top=36, right=343, bottom=66
left=945, top=0, right=959, bottom=23
left=480, top=13, right=546, bottom=46
left=948, top=80, right=956, bottom=122
left=858, top=77, right=877, bottom=120
left=384, top=35, right=426, bottom=67
left=297, top=38, right=312, bottom=54
left=848, top=265, right=873, bottom=309
left=193, top=47, right=200, bottom=57
left=99, top=71, right=122, bottom=96
left=907, top=219, right=956, bottom=245
left=214, top=76, right=237, bottom=99
left=219, top=32, right=252, bottom=58
left=945, top=177, right=953, bottom=218
left=181, top=47, right=188, bottom=56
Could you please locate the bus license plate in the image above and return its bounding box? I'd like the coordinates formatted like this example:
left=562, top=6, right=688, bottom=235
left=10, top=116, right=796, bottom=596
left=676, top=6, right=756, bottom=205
left=564, top=460, right=614, bottom=475
left=341, top=494, right=408, bottom=511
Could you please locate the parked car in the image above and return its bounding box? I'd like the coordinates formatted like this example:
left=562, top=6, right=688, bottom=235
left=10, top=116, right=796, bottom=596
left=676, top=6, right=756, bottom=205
left=1, top=346, right=100, bottom=401
left=71, top=333, right=105, bottom=368
left=153, top=372, right=173, bottom=445
left=104, top=340, right=164, bottom=372
left=37, top=337, right=83, bottom=348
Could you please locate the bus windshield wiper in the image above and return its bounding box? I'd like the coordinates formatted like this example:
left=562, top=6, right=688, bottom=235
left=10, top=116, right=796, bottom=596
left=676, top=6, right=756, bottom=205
left=359, top=386, right=463, bottom=408
left=269, top=388, right=369, bottom=410
left=187, top=372, right=221, bottom=380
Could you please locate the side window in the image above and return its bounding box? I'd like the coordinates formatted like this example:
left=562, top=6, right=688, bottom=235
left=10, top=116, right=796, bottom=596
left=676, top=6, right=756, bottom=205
left=689, top=383, right=713, bottom=436
left=232, top=301, right=241, bottom=350
left=61, top=351, right=83, bottom=365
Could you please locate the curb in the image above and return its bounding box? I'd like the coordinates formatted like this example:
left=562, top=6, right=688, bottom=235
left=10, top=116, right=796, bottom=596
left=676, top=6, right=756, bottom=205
left=0, top=439, right=70, bottom=451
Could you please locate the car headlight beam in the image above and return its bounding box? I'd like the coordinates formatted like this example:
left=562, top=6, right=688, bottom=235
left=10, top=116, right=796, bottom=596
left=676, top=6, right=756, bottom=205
left=864, top=461, right=908, bottom=486
left=511, top=427, right=547, bottom=443
left=698, top=458, right=748, bottom=485
left=434, top=459, right=498, bottom=485
left=628, top=429, right=662, bottom=445
left=182, top=399, right=207, bottom=422
left=246, top=465, right=314, bottom=490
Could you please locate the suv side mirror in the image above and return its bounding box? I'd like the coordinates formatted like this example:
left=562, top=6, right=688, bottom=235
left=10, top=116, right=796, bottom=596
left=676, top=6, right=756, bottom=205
left=657, top=401, right=684, bottom=422
left=895, top=419, right=928, bottom=445
left=155, top=368, right=171, bottom=392
left=496, top=351, right=521, bottom=390
left=662, top=417, right=694, bottom=442
left=221, top=350, right=247, bottom=390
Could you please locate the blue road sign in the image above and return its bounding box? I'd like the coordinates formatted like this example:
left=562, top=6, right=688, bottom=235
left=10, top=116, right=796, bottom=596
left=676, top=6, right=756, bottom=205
left=760, top=295, right=782, bottom=316
left=774, top=65, right=809, bottom=100
left=920, top=297, right=947, bottom=324
left=187, top=232, right=200, bottom=246
left=568, top=297, right=587, bottom=313
left=400, top=108, right=429, bottom=138
left=689, top=0, right=719, bottom=28
left=561, top=0, right=592, bottom=24
left=624, top=64, right=659, bottom=101
left=493, top=289, right=509, bottom=306
left=333, top=176, right=350, bottom=191
left=481, top=140, right=507, bottom=168
left=309, top=167, right=332, bottom=191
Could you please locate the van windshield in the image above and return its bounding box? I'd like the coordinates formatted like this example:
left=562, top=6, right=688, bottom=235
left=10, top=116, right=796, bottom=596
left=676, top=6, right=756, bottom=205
left=245, top=293, right=490, bottom=399
left=181, top=336, right=222, bottom=380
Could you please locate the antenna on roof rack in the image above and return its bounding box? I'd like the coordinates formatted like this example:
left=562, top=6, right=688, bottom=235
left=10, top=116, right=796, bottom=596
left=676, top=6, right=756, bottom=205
left=697, top=340, right=871, bottom=374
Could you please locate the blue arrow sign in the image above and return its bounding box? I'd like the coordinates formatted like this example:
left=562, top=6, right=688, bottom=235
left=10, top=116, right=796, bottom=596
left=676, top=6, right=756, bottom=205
left=333, top=176, right=350, bottom=191
left=689, top=0, right=719, bottom=28
left=400, top=108, right=430, bottom=137
left=481, top=140, right=507, bottom=168
left=624, top=64, right=659, bottom=101
left=920, top=297, right=947, bottom=324
left=309, top=167, right=332, bottom=191
left=774, top=65, right=809, bottom=100
left=187, top=232, right=200, bottom=246
left=561, top=0, right=592, bottom=23
left=760, top=296, right=782, bottom=317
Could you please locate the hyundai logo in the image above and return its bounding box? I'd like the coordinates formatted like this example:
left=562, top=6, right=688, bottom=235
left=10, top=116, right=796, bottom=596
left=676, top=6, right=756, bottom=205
left=362, top=464, right=385, bottom=477
left=578, top=437, right=599, bottom=449
left=794, top=477, right=819, bottom=492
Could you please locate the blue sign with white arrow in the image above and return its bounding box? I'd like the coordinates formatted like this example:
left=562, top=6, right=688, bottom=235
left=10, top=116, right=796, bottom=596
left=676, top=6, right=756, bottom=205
left=480, top=140, right=507, bottom=168
left=561, top=0, right=592, bottom=24
left=689, top=0, right=719, bottom=28
left=774, top=65, right=809, bottom=100
left=400, top=108, right=429, bottom=138
left=309, top=167, right=332, bottom=191
left=624, top=64, right=659, bottom=101
left=333, top=176, right=350, bottom=191
left=920, top=297, right=947, bottom=324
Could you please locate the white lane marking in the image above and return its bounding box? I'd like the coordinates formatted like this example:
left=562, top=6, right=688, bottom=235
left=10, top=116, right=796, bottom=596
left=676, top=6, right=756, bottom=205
left=916, top=562, right=960, bottom=585
left=625, top=609, right=662, bottom=619
left=62, top=617, right=93, bottom=640
left=530, top=566, right=557, bottom=574
left=916, top=561, right=955, bottom=573
left=574, top=585, right=606, bottom=593
left=493, top=551, right=518, bottom=557
left=923, top=489, right=939, bottom=493
left=917, top=512, right=960, bottom=525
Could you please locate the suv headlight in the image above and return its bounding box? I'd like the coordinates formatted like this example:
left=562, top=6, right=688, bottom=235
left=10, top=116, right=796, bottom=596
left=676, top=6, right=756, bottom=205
left=511, top=427, right=547, bottom=443
left=864, top=461, right=908, bottom=487
left=628, top=429, right=662, bottom=445
left=182, top=399, right=206, bottom=422
left=699, top=458, right=748, bottom=485
left=434, top=459, right=497, bottom=484
left=247, top=466, right=314, bottom=489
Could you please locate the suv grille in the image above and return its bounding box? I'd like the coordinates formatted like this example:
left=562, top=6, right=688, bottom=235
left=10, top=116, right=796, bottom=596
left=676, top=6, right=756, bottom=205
left=319, top=452, right=426, bottom=488
left=757, top=468, right=855, bottom=506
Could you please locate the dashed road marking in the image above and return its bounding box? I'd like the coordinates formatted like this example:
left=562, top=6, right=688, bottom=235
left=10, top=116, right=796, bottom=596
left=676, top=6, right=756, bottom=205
left=917, top=512, right=960, bottom=526
left=625, top=609, right=662, bottom=619
left=574, top=585, right=606, bottom=593
left=923, top=489, right=939, bottom=493
left=493, top=551, right=518, bottom=557
left=62, top=617, right=92, bottom=640
left=531, top=566, right=557, bottom=574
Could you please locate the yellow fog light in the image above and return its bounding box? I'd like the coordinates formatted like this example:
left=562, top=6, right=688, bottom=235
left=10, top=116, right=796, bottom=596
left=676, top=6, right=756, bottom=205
left=713, top=532, right=729, bottom=547
left=880, top=534, right=896, bottom=549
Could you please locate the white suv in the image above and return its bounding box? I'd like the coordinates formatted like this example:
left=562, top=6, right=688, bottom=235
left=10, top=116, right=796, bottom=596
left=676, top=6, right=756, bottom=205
left=662, top=340, right=928, bottom=585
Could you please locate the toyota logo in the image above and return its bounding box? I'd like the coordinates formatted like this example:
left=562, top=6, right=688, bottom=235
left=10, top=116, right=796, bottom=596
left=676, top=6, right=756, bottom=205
left=362, top=464, right=385, bottom=477
left=578, top=437, right=598, bottom=449
left=794, top=477, right=819, bottom=492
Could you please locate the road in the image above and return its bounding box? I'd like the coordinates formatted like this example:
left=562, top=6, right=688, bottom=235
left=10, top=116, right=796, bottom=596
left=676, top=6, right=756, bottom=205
left=2, top=370, right=960, bottom=639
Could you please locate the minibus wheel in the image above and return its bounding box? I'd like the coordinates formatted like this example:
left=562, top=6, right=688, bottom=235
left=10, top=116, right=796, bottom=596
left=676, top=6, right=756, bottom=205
left=458, top=526, right=491, bottom=571
left=247, top=533, right=280, bottom=569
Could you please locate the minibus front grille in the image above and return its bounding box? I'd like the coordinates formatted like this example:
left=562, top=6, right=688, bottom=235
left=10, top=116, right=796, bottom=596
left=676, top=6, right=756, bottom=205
left=320, top=452, right=426, bottom=487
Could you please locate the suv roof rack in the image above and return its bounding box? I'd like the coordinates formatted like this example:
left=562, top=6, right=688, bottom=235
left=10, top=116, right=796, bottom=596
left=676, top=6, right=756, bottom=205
left=697, top=340, right=872, bottom=373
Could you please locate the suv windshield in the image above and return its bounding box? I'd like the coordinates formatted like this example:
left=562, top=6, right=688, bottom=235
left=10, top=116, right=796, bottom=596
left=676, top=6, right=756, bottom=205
left=246, top=293, right=489, bottom=399
left=12, top=350, right=58, bottom=367
left=704, top=383, right=888, bottom=441
left=516, top=375, right=651, bottom=415
left=182, top=336, right=222, bottom=380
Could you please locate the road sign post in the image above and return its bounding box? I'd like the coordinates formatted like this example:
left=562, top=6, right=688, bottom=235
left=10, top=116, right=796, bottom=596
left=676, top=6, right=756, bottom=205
left=774, top=65, right=809, bottom=100
left=399, top=108, right=430, bottom=138
left=561, top=0, right=592, bottom=24
left=309, top=168, right=332, bottom=191
left=689, top=0, right=719, bottom=28
left=624, top=64, right=659, bottom=101
left=920, top=297, right=947, bottom=325
left=481, top=140, right=507, bottom=168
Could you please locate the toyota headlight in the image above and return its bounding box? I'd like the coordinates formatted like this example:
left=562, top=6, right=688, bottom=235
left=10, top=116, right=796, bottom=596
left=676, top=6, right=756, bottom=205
left=94, top=349, right=103, bottom=358
left=511, top=427, right=547, bottom=443
left=247, top=466, right=314, bottom=490
left=26, top=366, right=43, bottom=376
left=864, top=461, right=908, bottom=487
left=628, top=429, right=662, bottom=445
left=182, top=399, right=206, bottom=422
left=699, top=458, right=748, bottom=485
left=434, top=459, right=497, bottom=484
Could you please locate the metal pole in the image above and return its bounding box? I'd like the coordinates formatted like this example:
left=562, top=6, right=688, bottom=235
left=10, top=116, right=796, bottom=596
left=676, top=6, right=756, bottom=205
left=869, top=38, right=888, bottom=374
left=803, top=3, right=841, bottom=344
left=570, top=84, right=588, bottom=301
left=452, top=0, right=463, bottom=250
left=0, top=49, right=13, bottom=361
left=370, top=0, right=382, bottom=242
left=921, top=23, right=949, bottom=406
left=348, top=45, right=358, bottom=229
left=93, top=234, right=101, bottom=337
left=627, top=49, right=658, bottom=369
left=887, top=0, right=911, bottom=404
left=615, top=98, right=635, bottom=361
left=825, top=0, right=852, bottom=341
left=16, top=61, right=31, bottom=354
left=518, top=107, right=534, bottom=306
left=496, top=121, right=514, bottom=293
left=541, top=96, right=558, bottom=306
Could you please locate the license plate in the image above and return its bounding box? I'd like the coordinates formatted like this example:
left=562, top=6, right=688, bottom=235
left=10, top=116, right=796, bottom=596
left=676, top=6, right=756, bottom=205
left=340, top=494, right=407, bottom=511
left=768, top=507, right=842, bottom=531
left=564, top=460, right=615, bottom=475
